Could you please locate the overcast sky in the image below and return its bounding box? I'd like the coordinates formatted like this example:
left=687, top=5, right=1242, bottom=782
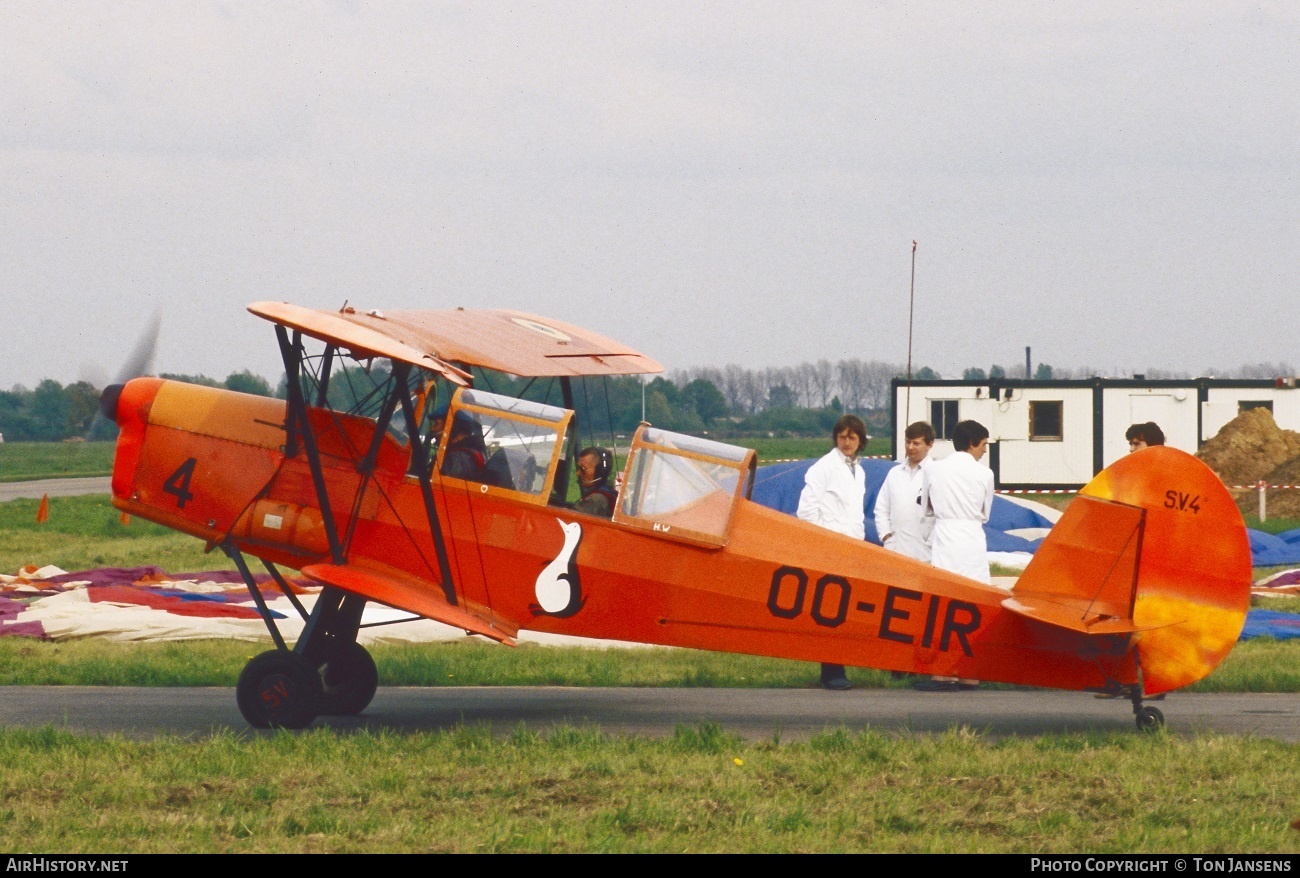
left=3, top=2, right=1297, bottom=391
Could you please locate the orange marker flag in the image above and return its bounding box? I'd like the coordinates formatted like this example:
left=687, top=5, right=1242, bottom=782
left=119, top=511, right=131, bottom=525
left=36, top=494, right=49, bottom=523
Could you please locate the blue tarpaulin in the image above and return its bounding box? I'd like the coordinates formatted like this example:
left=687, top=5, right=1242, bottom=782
left=1247, top=528, right=1300, bottom=568
left=1239, top=610, right=1300, bottom=641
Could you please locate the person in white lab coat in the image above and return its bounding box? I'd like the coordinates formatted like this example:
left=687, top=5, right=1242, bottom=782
left=874, top=421, right=935, bottom=562
left=796, top=414, right=869, bottom=691
left=924, top=420, right=994, bottom=583
left=913, top=419, right=993, bottom=692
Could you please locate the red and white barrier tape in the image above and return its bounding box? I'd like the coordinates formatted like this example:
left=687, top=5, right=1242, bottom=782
left=1001, top=485, right=1300, bottom=494
left=997, top=489, right=1075, bottom=495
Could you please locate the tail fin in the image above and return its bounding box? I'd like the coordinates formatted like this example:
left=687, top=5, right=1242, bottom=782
left=1011, top=446, right=1251, bottom=694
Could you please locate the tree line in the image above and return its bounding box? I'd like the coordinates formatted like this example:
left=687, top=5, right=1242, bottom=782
left=2, top=359, right=1293, bottom=443
left=0, top=371, right=274, bottom=442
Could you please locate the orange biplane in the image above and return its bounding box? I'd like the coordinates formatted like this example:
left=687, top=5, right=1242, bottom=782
left=100, top=302, right=1251, bottom=731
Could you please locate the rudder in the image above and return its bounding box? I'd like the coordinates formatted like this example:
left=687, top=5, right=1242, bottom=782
left=1013, top=446, right=1251, bottom=694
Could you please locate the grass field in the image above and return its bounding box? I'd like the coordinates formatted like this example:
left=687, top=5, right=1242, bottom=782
left=2, top=724, right=1296, bottom=853
left=0, top=440, right=115, bottom=482
left=0, top=493, right=233, bottom=574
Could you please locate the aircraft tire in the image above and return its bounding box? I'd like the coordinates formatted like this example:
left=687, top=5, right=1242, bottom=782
left=236, top=650, right=323, bottom=730
left=1135, top=705, right=1165, bottom=733
left=317, top=642, right=379, bottom=716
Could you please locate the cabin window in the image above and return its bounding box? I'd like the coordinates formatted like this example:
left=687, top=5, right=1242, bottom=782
left=615, top=428, right=755, bottom=546
left=1029, top=400, right=1063, bottom=441
left=438, top=389, right=567, bottom=496
left=931, top=400, right=959, bottom=441
left=1239, top=400, right=1273, bottom=415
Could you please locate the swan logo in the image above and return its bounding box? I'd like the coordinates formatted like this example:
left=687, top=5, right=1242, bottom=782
left=533, top=518, right=585, bottom=617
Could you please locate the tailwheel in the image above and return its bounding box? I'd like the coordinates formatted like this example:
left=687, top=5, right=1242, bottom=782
left=236, top=650, right=323, bottom=730
left=1135, top=705, right=1165, bottom=732
left=317, top=642, right=379, bottom=716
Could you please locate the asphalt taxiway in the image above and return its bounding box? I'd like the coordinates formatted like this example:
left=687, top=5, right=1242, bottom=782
left=2, top=687, right=1296, bottom=742
left=0, top=476, right=111, bottom=502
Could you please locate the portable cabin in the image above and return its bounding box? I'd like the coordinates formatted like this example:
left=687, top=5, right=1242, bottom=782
left=890, top=376, right=1300, bottom=490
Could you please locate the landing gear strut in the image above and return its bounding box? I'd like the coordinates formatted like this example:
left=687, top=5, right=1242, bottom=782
left=1095, top=682, right=1167, bottom=732
left=1107, top=684, right=1165, bottom=732
left=225, top=546, right=379, bottom=730
left=1128, top=683, right=1166, bottom=732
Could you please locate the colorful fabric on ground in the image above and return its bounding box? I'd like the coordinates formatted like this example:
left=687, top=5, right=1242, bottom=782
left=0, top=565, right=646, bottom=648
left=86, top=585, right=281, bottom=620
left=0, top=566, right=301, bottom=641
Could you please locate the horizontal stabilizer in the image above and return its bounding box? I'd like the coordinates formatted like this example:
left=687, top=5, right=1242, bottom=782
left=303, top=560, right=518, bottom=646
left=1001, top=595, right=1171, bottom=635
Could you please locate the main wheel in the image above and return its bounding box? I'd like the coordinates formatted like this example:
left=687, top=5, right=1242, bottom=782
left=1135, top=705, right=1165, bottom=732
left=236, top=650, right=323, bottom=730
left=318, top=642, right=379, bottom=716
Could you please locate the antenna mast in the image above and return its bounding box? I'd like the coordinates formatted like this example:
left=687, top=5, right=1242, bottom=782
left=905, top=240, right=916, bottom=425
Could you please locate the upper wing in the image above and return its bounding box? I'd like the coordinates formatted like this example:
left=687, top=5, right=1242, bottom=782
left=250, top=302, right=473, bottom=385
left=249, top=302, right=663, bottom=378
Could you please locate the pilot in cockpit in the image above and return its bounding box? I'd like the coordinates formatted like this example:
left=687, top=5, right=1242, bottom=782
left=568, top=446, right=618, bottom=517
left=440, top=411, right=489, bottom=481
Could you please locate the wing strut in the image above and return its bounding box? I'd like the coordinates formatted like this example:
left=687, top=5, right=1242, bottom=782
left=393, top=362, right=459, bottom=606
left=316, top=345, right=335, bottom=406
left=261, top=558, right=313, bottom=622
left=338, top=370, right=406, bottom=555
left=558, top=376, right=578, bottom=499
left=277, top=326, right=346, bottom=565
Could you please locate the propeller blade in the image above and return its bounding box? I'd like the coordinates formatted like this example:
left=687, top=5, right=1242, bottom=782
left=89, top=309, right=162, bottom=437
left=114, top=309, right=162, bottom=385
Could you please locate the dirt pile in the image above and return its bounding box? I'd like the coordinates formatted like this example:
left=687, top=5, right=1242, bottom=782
left=1196, top=407, right=1300, bottom=486
left=1195, top=407, right=1300, bottom=518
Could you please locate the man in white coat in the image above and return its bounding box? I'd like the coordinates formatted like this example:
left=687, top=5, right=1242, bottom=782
left=923, top=419, right=993, bottom=582
left=914, top=419, right=993, bottom=692
left=875, top=421, right=935, bottom=562
left=796, top=413, right=869, bottom=691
